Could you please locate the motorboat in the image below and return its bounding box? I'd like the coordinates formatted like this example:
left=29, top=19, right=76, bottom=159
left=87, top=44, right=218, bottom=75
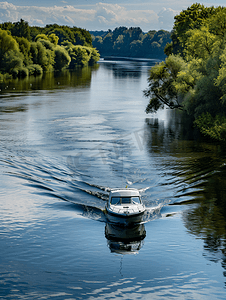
left=105, top=188, right=146, bottom=226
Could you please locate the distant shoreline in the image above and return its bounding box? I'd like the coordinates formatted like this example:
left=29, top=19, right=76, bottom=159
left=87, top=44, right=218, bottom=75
left=100, top=56, right=161, bottom=62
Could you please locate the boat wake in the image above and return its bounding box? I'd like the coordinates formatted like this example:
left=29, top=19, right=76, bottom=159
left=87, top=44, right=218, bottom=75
left=0, top=148, right=167, bottom=225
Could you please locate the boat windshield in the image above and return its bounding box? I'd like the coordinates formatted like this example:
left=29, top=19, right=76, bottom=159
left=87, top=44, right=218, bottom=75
left=131, top=197, right=141, bottom=204
left=121, top=197, right=131, bottom=204
left=110, top=197, right=120, bottom=205
left=110, top=196, right=141, bottom=205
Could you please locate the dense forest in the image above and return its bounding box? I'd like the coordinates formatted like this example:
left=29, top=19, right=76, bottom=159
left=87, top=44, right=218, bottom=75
left=144, top=3, right=226, bottom=142
left=0, top=19, right=100, bottom=80
left=90, top=27, right=171, bottom=59
left=0, top=21, right=171, bottom=80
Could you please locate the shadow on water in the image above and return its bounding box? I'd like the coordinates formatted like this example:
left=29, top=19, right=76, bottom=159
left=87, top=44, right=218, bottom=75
left=181, top=166, right=226, bottom=281
left=0, top=66, right=99, bottom=94
left=145, top=109, right=226, bottom=282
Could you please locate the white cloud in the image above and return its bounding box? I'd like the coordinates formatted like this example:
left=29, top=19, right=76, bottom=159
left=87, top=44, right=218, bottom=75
left=158, top=7, right=180, bottom=30
left=94, top=3, right=159, bottom=29
left=0, top=2, right=95, bottom=26
left=0, top=1, right=177, bottom=31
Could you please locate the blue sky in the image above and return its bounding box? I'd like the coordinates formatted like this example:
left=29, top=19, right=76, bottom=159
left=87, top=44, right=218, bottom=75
left=0, top=1, right=225, bottom=31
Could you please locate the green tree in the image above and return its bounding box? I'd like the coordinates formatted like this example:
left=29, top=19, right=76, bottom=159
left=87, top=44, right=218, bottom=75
left=67, top=45, right=89, bottom=67
left=130, top=40, right=142, bottom=57
left=101, top=31, right=113, bottom=55
left=15, top=36, right=32, bottom=66
left=48, top=33, right=59, bottom=46
left=63, top=42, right=99, bottom=67
left=194, top=113, right=226, bottom=141
left=0, top=22, right=13, bottom=31
left=86, top=47, right=100, bottom=65
left=27, top=64, right=43, bottom=76
left=92, top=27, right=170, bottom=58
left=54, top=45, right=71, bottom=70
left=91, top=35, right=103, bottom=53
left=0, top=29, right=23, bottom=72
left=35, top=34, right=49, bottom=42
left=207, top=7, right=226, bottom=37
left=113, top=34, right=124, bottom=52
left=47, top=28, right=71, bottom=45
left=170, top=3, right=216, bottom=55
left=30, top=41, right=53, bottom=72
left=0, top=21, right=99, bottom=77
left=11, top=19, right=30, bottom=40
left=0, top=29, right=19, bottom=58
left=184, top=26, right=219, bottom=60
left=145, top=4, right=226, bottom=142
left=215, top=47, right=226, bottom=104
left=38, top=38, right=55, bottom=51
left=1, top=50, right=24, bottom=74
left=144, top=55, right=185, bottom=113
left=30, top=26, right=43, bottom=41
left=129, top=27, right=143, bottom=41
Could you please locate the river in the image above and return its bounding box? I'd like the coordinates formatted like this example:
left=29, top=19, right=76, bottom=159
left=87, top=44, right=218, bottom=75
left=0, top=59, right=226, bottom=299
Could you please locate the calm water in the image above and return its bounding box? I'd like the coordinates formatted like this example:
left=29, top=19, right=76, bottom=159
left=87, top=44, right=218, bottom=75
left=1, top=59, right=226, bottom=299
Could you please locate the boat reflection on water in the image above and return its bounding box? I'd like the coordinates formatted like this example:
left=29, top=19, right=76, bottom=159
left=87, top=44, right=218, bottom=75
left=105, top=223, right=146, bottom=254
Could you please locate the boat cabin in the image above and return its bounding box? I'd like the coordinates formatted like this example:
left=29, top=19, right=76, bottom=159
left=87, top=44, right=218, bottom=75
left=108, top=188, right=142, bottom=207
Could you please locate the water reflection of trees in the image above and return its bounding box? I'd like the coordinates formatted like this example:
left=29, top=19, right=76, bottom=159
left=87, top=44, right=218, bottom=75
left=183, top=168, right=226, bottom=278
left=100, top=60, right=156, bottom=79
left=0, top=104, right=27, bottom=114
left=0, top=66, right=99, bottom=92
left=145, top=109, right=226, bottom=281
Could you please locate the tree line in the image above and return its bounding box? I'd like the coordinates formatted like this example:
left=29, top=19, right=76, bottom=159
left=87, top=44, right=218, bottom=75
left=144, top=3, right=226, bottom=142
left=90, top=27, right=171, bottom=59
left=0, top=19, right=100, bottom=80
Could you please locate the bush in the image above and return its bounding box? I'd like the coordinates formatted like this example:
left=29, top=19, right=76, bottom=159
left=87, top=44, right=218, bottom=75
left=11, top=67, right=29, bottom=78
left=54, top=45, right=71, bottom=71
left=1, top=49, right=24, bottom=73
left=27, top=64, right=43, bottom=76
left=18, top=67, right=29, bottom=78
left=89, top=48, right=100, bottom=65
left=0, top=72, right=4, bottom=81
left=11, top=68, right=19, bottom=78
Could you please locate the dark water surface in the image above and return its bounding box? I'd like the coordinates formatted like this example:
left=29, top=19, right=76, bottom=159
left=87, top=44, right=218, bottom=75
left=1, top=60, right=226, bottom=299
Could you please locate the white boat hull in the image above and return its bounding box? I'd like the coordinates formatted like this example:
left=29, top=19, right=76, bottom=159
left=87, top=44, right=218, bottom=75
left=106, top=208, right=145, bottom=226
